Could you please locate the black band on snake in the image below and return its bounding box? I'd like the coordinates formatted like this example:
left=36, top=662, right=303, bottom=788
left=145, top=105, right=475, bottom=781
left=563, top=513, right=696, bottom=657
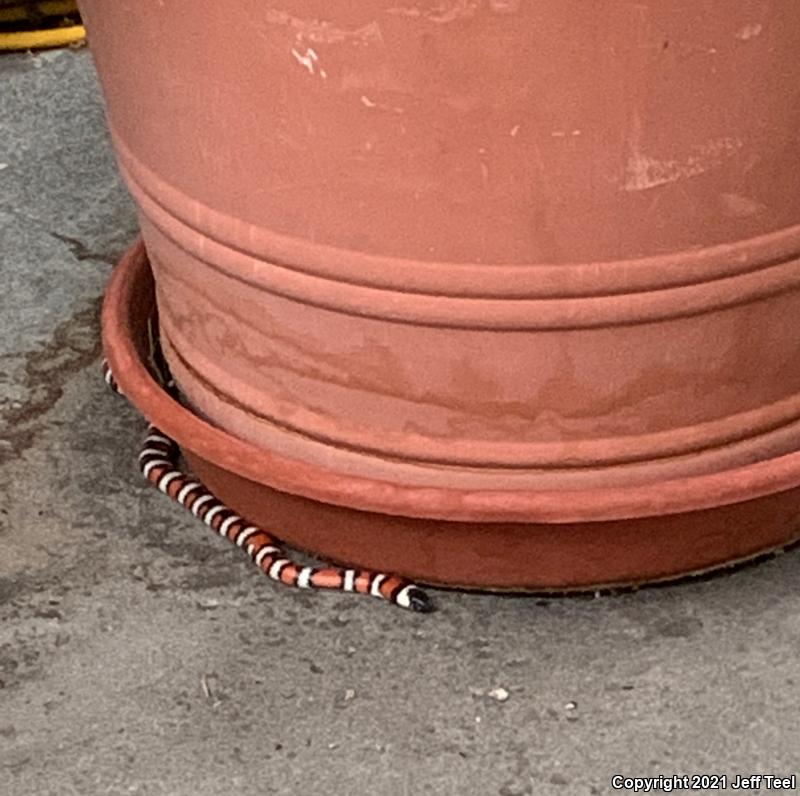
left=101, top=321, right=434, bottom=613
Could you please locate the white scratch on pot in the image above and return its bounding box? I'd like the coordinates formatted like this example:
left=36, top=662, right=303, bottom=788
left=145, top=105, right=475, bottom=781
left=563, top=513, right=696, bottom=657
left=489, top=0, right=521, bottom=13
left=622, top=110, right=742, bottom=191
left=736, top=22, right=762, bottom=40
left=624, top=137, right=743, bottom=191
left=264, top=10, right=383, bottom=47
left=360, top=94, right=405, bottom=114
left=385, top=4, right=422, bottom=18
left=387, top=1, right=479, bottom=23
left=292, top=47, right=319, bottom=75
left=719, top=192, right=766, bottom=218
left=510, top=124, right=521, bottom=137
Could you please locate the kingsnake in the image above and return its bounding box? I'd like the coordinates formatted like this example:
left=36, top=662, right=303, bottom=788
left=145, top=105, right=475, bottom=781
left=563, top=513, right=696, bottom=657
left=101, top=318, right=434, bottom=613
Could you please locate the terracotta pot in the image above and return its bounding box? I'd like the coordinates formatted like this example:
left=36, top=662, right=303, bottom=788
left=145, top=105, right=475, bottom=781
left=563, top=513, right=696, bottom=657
left=103, top=243, right=800, bottom=589
left=86, top=2, right=800, bottom=587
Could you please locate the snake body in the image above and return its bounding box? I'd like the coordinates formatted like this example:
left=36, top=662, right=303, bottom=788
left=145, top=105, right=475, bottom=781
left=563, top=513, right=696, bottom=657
left=101, top=326, right=433, bottom=613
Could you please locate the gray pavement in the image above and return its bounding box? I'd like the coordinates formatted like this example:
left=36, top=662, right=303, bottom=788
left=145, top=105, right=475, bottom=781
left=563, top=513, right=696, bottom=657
left=0, top=48, right=798, bottom=796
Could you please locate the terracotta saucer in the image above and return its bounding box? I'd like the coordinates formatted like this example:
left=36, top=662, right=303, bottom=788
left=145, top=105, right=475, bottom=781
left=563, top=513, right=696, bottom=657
left=102, top=241, right=800, bottom=591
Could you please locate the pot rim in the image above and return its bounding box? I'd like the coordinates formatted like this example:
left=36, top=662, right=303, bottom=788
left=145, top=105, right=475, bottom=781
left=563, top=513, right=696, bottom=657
left=102, top=240, right=800, bottom=524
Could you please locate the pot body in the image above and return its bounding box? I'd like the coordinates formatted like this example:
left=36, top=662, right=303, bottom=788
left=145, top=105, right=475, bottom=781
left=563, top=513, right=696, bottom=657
left=82, top=1, right=800, bottom=494
left=101, top=244, right=800, bottom=589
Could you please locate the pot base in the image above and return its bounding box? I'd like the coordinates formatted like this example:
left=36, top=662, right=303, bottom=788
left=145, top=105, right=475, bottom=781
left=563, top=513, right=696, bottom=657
left=102, top=241, right=800, bottom=591
left=186, top=452, right=800, bottom=593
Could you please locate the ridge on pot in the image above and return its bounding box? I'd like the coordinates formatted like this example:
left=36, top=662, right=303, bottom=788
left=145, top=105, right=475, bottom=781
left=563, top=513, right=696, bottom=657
left=101, top=242, right=800, bottom=590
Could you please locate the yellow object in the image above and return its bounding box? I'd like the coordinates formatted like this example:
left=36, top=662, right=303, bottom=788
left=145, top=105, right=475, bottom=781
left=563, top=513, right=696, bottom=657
left=0, top=0, right=85, bottom=51
left=0, top=0, right=77, bottom=23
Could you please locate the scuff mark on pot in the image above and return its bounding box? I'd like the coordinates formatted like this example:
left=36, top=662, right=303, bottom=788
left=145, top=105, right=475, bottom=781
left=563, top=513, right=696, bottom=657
left=339, top=63, right=406, bottom=94
left=624, top=137, right=743, bottom=191
left=263, top=9, right=383, bottom=47
left=291, top=47, right=327, bottom=79
left=386, top=1, right=480, bottom=23
left=719, top=192, right=766, bottom=218
left=735, top=22, right=762, bottom=41
left=360, top=95, right=405, bottom=114
left=622, top=112, right=743, bottom=191
left=488, top=0, right=521, bottom=13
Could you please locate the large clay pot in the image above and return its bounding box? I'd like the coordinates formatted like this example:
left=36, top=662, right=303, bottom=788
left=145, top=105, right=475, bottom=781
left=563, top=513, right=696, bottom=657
left=102, top=243, right=800, bottom=590
left=86, top=1, right=800, bottom=588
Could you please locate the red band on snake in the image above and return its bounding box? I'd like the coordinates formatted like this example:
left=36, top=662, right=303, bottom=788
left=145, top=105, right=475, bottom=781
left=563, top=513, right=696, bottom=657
left=100, top=350, right=433, bottom=613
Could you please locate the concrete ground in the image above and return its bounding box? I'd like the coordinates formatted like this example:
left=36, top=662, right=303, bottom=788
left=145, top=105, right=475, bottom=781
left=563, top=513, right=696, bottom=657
left=1, top=48, right=799, bottom=796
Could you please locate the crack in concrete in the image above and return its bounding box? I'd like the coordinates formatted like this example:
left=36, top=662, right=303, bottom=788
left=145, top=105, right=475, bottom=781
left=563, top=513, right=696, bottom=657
left=0, top=297, right=103, bottom=461
left=0, top=206, right=121, bottom=267
left=47, top=230, right=117, bottom=267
